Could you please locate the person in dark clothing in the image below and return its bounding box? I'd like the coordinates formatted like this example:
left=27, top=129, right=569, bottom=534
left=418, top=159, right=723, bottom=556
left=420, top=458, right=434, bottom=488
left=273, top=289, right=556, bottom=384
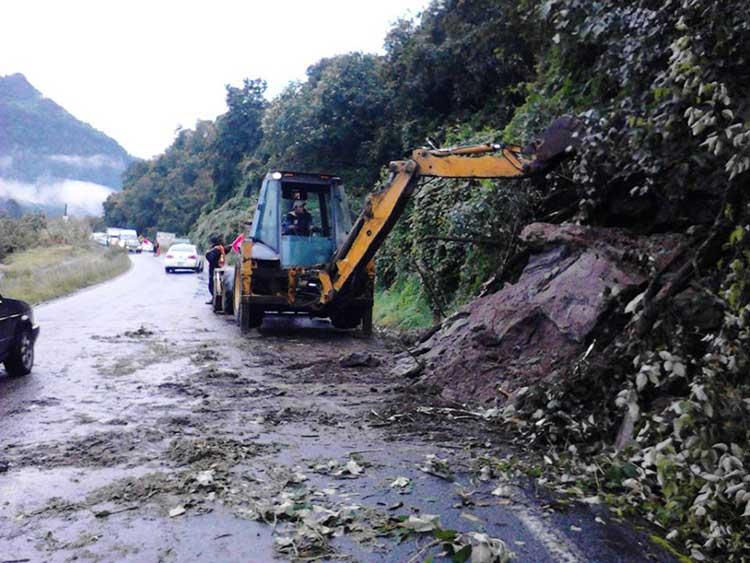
left=283, top=200, right=314, bottom=236
left=205, top=236, right=229, bottom=304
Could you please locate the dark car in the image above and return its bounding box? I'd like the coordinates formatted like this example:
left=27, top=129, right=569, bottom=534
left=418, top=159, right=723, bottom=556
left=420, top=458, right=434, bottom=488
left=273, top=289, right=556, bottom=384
left=0, top=294, right=39, bottom=376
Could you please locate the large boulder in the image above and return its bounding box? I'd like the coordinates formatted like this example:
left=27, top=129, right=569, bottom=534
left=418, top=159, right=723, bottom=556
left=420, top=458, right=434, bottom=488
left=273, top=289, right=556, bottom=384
left=413, top=223, right=683, bottom=402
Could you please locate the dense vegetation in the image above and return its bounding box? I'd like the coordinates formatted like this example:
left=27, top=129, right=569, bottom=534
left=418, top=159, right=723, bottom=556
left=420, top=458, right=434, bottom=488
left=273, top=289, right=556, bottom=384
left=104, top=1, right=749, bottom=557
left=0, top=214, right=96, bottom=262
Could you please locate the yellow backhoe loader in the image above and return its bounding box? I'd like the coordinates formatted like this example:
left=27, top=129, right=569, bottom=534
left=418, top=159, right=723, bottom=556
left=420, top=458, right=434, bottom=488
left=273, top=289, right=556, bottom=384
left=214, top=117, right=579, bottom=333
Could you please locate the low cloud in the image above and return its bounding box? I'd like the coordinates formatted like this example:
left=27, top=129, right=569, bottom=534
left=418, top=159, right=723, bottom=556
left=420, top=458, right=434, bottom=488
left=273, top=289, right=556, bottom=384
left=0, top=177, right=114, bottom=216
left=48, top=153, right=126, bottom=170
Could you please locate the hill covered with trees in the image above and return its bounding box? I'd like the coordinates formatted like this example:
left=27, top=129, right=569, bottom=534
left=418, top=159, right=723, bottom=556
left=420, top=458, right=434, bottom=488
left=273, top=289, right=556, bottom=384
left=105, top=1, right=750, bottom=558
left=0, top=73, right=132, bottom=189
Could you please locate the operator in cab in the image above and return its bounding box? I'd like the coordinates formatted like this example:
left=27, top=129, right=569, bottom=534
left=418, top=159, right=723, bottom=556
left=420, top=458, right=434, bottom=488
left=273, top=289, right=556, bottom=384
left=283, top=200, right=314, bottom=236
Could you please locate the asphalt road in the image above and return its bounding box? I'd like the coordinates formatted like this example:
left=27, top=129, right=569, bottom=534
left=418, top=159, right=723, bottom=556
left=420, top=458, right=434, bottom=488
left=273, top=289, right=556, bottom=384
left=0, top=254, right=675, bottom=562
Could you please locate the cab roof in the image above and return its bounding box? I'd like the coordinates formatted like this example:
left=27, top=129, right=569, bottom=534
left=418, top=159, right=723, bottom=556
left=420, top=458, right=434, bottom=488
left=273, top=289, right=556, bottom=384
left=265, top=171, right=341, bottom=185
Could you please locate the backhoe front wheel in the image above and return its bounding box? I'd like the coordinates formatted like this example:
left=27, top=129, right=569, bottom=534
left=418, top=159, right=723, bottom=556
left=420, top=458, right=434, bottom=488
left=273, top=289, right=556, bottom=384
left=361, top=306, right=373, bottom=336
left=330, top=308, right=363, bottom=330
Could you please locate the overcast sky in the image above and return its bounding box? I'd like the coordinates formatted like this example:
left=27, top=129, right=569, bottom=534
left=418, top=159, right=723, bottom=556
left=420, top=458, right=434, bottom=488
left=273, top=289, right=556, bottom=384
left=1, top=0, right=429, bottom=159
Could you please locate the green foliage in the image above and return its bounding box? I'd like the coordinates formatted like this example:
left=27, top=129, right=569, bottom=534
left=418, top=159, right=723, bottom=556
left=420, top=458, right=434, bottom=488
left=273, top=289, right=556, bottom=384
left=260, top=53, right=393, bottom=195
left=379, top=127, right=539, bottom=316
left=382, top=0, right=541, bottom=148
left=0, top=213, right=47, bottom=261
left=373, top=275, right=434, bottom=330
left=213, top=79, right=267, bottom=205
left=189, top=194, right=256, bottom=251
left=104, top=121, right=217, bottom=237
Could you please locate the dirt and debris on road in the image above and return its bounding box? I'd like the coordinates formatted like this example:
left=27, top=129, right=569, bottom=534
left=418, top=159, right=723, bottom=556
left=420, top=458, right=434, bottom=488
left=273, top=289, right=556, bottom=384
left=0, top=254, right=675, bottom=562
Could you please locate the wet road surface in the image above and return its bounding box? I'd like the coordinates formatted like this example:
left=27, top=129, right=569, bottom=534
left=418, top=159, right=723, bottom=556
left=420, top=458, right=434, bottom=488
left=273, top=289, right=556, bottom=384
left=0, top=254, right=674, bottom=562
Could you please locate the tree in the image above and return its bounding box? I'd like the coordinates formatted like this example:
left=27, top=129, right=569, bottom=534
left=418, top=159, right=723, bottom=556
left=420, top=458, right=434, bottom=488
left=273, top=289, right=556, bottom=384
left=212, top=78, right=268, bottom=205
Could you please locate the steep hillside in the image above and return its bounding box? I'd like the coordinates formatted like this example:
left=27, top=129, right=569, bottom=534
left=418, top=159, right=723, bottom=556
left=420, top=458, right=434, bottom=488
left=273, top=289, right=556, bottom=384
left=0, top=73, right=132, bottom=215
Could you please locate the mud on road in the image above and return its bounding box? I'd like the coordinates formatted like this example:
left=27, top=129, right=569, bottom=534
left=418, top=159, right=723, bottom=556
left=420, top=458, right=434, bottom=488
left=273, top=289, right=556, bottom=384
left=0, top=255, right=674, bottom=562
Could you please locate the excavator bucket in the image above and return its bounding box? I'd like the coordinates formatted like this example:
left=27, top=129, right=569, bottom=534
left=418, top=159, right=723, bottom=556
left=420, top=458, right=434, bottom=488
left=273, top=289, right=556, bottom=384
left=524, top=116, right=582, bottom=175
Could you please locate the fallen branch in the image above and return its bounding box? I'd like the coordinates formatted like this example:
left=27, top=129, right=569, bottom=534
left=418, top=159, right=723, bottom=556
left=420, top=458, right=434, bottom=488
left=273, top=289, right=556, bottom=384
left=418, top=235, right=506, bottom=247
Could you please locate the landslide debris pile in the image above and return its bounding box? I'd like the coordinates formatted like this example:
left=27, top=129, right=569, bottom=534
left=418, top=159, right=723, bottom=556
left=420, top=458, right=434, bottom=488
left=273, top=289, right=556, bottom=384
left=414, top=223, right=684, bottom=402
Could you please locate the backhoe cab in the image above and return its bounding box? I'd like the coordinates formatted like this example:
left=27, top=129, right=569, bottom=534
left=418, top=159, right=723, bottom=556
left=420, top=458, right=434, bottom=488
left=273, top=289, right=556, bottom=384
left=219, top=117, right=579, bottom=334
left=224, top=171, right=372, bottom=332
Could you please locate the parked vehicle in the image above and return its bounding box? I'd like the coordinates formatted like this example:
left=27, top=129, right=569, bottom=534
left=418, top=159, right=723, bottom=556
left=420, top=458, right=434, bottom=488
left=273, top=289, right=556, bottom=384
left=140, top=240, right=154, bottom=253
left=105, top=227, right=121, bottom=247
left=90, top=232, right=108, bottom=246
left=118, top=229, right=141, bottom=253
left=0, top=294, right=39, bottom=376
left=164, top=244, right=204, bottom=273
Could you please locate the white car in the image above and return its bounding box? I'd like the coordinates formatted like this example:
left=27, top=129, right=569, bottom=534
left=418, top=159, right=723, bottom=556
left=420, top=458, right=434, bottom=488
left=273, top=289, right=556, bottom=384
left=120, top=235, right=142, bottom=253
left=164, top=244, right=204, bottom=273
left=141, top=240, right=155, bottom=253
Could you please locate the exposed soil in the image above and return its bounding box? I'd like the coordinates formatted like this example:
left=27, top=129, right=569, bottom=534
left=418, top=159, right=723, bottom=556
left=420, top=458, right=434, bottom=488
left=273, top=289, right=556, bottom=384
left=415, top=223, right=685, bottom=402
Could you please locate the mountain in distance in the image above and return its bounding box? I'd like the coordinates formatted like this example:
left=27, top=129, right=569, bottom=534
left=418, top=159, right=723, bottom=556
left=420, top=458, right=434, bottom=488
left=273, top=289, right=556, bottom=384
left=0, top=73, right=133, bottom=216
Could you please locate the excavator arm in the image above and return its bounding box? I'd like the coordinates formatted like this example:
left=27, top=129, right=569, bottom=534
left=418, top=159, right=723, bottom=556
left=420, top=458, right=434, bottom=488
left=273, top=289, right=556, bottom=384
left=322, top=117, right=580, bottom=305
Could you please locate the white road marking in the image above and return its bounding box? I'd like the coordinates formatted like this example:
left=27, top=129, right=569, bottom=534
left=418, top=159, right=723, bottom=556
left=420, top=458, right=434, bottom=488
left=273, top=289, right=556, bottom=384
left=514, top=508, right=587, bottom=563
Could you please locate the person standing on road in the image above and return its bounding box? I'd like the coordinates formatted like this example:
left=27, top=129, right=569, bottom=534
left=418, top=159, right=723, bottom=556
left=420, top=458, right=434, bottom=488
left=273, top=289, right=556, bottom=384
left=205, top=236, right=230, bottom=304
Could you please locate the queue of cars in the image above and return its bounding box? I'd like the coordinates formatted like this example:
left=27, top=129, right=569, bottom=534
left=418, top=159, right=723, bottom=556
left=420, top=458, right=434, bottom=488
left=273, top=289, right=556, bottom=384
left=91, top=229, right=161, bottom=253
left=0, top=229, right=204, bottom=376
left=91, top=229, right=202, bottom=273
left=2, top=230, right=203, bottom=378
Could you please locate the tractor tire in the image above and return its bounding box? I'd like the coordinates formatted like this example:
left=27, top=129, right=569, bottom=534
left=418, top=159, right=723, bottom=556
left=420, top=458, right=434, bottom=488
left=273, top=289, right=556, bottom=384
left=5, top=328, right=34, bottom=376
left=330, top=309, right=363, bottom=330
left=222, top=267, right=235, bottom=315
left=233, top=266, right=261, bottom=332
left=237, top=303, right=262, bottom=333
left=222, top=288, right=234, bottom=315
left=361, top=305, right=373, bottom=336
left=212, top=292, right=222, bottom=314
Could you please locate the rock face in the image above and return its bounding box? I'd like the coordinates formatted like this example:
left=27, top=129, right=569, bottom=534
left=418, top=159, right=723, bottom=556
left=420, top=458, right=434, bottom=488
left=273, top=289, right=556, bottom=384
left=414, top=223, right=683, bottom=402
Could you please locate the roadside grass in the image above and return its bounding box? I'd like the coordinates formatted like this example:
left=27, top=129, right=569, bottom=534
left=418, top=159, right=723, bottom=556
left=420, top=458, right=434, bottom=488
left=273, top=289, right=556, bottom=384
left=0, top=243, right=131, bottom=304
left=374, top=276, right=435, bottom=330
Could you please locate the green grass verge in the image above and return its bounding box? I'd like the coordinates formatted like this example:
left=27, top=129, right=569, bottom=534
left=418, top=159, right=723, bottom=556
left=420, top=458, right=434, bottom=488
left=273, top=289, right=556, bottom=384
left=374, top=276, right=435, bottom=330
left=0, top=244, right=131, bottom=304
